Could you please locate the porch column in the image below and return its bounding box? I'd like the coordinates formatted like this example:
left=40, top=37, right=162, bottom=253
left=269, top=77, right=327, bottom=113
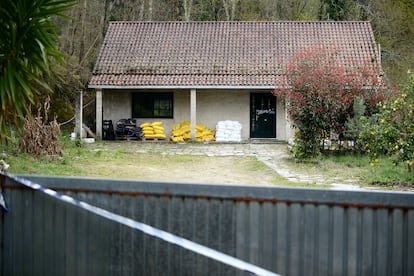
left=190, top=89, right=196, bottom=141
left=96, top=89, right=103, bottom=139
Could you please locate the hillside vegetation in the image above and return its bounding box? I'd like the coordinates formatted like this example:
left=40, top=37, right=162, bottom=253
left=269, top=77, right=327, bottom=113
left=49, top=0, right=413, bottom=124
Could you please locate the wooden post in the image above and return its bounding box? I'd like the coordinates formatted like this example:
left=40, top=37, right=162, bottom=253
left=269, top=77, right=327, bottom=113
left=75, top=90, right=83, bottom=139
left=80, top=90, right=83, bottom=139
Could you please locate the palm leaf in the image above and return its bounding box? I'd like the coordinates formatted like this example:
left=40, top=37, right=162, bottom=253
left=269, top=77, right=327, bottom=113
left=0, top=0, right=76, bottom=142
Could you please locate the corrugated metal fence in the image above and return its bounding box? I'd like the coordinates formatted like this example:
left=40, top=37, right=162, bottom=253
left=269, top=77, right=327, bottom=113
left=1, top=174, right=414, bottom=276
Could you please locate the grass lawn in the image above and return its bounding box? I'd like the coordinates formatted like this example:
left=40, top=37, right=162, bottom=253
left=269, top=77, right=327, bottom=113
left=1, top=135, right=414, bottom=190
left=1, top=137, right=295, bottom=186
left=289, top=152, right=414, bottom=189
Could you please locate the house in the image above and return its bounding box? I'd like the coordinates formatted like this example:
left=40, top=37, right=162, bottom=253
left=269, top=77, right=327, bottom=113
left=88, top=21, right=381, bottom=141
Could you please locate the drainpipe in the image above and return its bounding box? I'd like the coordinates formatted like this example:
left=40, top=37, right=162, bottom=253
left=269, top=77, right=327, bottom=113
left=190, top=89, right=196, bottom=141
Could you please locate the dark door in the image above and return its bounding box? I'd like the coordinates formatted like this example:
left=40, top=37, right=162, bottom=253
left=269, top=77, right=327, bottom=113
left=250, top=93, right=276, bottom=138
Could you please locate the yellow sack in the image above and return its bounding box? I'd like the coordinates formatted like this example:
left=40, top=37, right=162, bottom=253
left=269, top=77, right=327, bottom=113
left=182, top=125, right=190, bottom=133
left=171, top=136, right=184, bottom=142
left=144, top=134, right=157, bottom=138
left=196, top=124, right=206, bottom=131
left=154, top=134, right=166, bottom=139
left=153, top=126, right=165, bottom=132
left=140, top=122, right=151, bottom=128
left=179, top=120, right=190, bottom=126
left=151, top=121, right=163, bottom=127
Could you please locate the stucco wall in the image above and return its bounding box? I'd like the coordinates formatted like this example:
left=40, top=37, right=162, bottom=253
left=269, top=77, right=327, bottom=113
left=102, top=89, right=290, bottom=141
left=103, top=90, right=131, bottom=123
left=193, top=90, right=250, bottom=139
left=103, top=90, right=175, bottom=134
left=276, top=99, right=287, bottom=141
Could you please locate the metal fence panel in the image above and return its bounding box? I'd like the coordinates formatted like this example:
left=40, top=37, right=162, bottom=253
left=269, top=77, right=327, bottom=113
left=1, top=174, right=414, bottom=276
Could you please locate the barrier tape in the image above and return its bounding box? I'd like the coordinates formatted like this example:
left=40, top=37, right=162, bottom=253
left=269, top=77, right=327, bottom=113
left=8, top=174, right=280, bottom=276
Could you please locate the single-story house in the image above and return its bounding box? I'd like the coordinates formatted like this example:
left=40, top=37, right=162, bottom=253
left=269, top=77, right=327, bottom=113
left=88, top=21, right=381, bottom=141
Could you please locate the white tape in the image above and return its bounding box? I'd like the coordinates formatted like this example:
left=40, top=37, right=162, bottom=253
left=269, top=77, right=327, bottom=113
left=9, top=174, right=280, bottom=276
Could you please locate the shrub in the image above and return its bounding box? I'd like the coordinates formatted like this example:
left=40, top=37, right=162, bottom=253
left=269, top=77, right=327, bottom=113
left=275, top=45, right=384, bottom=159
left=359, top=71, right=414, bottom=171
left=344, top=97, right=366, bottom=149
left=19, top=98, right=62, bottom=159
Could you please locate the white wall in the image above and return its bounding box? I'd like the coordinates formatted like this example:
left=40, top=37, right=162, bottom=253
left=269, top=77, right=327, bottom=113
left=102, top=89, right=290, bottom=141
left=193, top=90, right=250, bottom=139
left=102, top=90, right=131, bottom=123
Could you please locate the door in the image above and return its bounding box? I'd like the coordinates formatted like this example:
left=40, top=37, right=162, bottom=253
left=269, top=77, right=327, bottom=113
left=250, top=93, right=276, bottom=138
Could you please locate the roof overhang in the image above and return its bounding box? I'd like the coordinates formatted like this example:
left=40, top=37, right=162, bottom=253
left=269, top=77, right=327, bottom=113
left=88, top=85, right=278, bottom=90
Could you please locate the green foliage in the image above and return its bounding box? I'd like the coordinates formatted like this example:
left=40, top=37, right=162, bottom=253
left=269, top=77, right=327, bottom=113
left=319, top=0, right=356, bottom=20
left=275, top=45, right=384, bottom=159
left=0, top=0, right=75, bottom=143
left=359, top=71, right=414, bottom=171
left=291, top=128, right=321, bottom=159
left=344, top=97, right=366, bottom=146
left=367, top=0, right=414, bottom=85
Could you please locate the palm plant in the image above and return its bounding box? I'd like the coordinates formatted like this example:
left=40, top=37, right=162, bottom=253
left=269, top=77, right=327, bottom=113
left=0, top=0, right=75, bottom=143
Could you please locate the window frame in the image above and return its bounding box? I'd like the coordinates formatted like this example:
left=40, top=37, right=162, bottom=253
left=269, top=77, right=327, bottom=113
left=131, top=92, right=174, bottom=119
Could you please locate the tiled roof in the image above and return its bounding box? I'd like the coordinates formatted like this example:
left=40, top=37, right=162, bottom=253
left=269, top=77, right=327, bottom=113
left=89, top=21, right=380, bottom=88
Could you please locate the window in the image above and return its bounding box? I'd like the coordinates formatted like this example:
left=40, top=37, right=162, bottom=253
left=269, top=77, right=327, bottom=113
left=132, top=92, right=173, bottom=118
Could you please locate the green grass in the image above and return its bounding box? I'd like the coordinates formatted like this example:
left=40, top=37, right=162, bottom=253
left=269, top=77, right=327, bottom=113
left=1, top=136, right=300, bottom=186
left=2, top=135, right=412, bottom=189
left=288, top=152, right=414, bottom=188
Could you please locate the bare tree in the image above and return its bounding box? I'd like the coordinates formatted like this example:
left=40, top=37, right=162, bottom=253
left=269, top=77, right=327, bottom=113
left=222, top=0, right=238, bottom=20
left=183, top=0, right=193, bottom=20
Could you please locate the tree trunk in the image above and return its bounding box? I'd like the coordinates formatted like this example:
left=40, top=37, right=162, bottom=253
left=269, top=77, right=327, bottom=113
left=148, top=0, right=153, bottom=21
left=222, top=0, right=230, bottom=20
left=184, top=0, right=193, bottom=21
left=79, top=0, right=87, bottom=64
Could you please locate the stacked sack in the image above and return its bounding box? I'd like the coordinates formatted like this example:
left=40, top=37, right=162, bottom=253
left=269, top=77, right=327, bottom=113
left=195, top=123, right=215, bottom=142
left=170, top=120, right=215, bottom=142
left=215, top=120, right=242, bottom=142
left=170, top=121, right=190, bottom=142
left=139, top=121, right=166, bottom=139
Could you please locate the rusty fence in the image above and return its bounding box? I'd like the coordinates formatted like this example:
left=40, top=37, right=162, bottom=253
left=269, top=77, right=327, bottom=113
left=1, top=174, right=414, bottom=276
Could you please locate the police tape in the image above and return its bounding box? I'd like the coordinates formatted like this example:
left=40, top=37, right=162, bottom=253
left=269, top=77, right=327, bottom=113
left=9, top=174, right=280, bottom=276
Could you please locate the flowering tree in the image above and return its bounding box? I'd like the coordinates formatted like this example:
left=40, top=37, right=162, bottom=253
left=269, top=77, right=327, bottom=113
left=359, top=71, right=414, bottom=172
left=274, top=45, right=385, bottom=159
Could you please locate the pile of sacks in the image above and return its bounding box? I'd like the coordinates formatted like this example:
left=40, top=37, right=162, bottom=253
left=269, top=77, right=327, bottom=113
left=139, top=121, right=166, bottom=139
left=170, top=120, right=215, bottom=142
left=215, top=120, right=242, bottom=142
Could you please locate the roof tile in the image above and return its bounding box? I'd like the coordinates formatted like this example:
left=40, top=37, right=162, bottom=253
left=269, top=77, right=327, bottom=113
left=89, top=21, right=380, bottom=88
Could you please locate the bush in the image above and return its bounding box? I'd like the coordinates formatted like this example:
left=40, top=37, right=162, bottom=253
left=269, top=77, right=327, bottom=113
left=18, top=98, right=62, bottom=159
left=275, top=45, right=385, bottom=159
left=344, top=97, right=366, bottom=149
left=359, top=71, right=414, bottom=171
